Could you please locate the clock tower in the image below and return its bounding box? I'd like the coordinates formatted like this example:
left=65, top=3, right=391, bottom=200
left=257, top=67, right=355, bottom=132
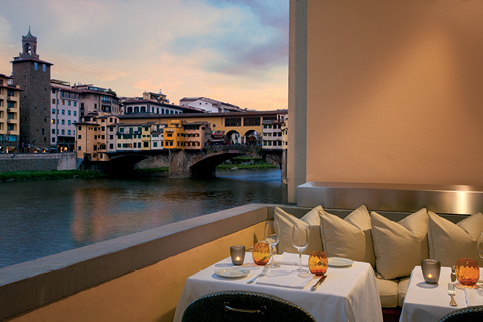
left=11, top=27, right=53, bottom=151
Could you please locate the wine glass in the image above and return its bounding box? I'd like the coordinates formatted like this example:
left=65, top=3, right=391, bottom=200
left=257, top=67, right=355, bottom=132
left=264, top=220, right=280, bottom=268
left=291, top=224, right=309, bottom=273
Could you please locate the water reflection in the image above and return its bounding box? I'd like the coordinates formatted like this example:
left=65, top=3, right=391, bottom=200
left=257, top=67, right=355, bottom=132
left=0, top=169, right=287, bottom=268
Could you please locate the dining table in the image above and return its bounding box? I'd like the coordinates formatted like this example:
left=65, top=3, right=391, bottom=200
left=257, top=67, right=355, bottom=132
left=173, top=252, right=383, bottom=322
left=399, top=266, right=483, bottom=322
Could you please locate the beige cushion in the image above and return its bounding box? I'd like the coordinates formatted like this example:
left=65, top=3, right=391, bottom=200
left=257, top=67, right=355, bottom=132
left=274, top=206, right=323, bottom=255
left=375, top=278, right=399, bottom=308
left=319, top=205, right=376, bottom=268
left=428, top=211, right=483, bottom=267
left=371, top=209, right=429, bottom=279
left=398, top=277, right=410, bottom=307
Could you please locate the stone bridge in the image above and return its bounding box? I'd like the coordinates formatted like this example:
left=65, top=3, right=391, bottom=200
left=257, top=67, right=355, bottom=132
left=84, top=145, right=286, bottom=180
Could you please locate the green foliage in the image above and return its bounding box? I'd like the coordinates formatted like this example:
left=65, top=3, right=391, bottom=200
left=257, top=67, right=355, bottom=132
left=0, top=170, right=105, bottom=183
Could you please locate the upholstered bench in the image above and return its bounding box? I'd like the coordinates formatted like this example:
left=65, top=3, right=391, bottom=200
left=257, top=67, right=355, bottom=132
left=272, top=205, right=483, bottom=309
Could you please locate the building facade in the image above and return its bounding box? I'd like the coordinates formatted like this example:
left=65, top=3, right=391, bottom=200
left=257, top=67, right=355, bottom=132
left=11, top=28, right=53, bottom=151
left=179, top=97, right=243, bottom=113
left=122, top=91, right=202, bottom=116
left=0, top=73, right=21, bottom=153
left=50, top=80, right=79, bottom=151
left=73, top=84, right=120, bottom=116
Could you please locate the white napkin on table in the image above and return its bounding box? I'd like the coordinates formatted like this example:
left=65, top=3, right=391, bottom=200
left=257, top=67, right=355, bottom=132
left=256, top=270, right=314, bottom=289
left=465, top=288, right=483, bottom=306
left=273, top=253, right=308, bottom=267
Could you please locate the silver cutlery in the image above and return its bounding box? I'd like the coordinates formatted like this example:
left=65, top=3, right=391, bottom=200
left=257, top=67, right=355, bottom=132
left=247, top=266, right=269, bottom=284
left=311, top=274, right=327, bottom=291
left=448, top=282, right=457, bottom=306
left=451, top=265, right=456, bottom=282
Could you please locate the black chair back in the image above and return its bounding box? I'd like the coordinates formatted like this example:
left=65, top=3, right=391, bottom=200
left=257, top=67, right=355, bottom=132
left=182, top=290, right=316, bottom=322
left=439, top=305, right=483, bottom=322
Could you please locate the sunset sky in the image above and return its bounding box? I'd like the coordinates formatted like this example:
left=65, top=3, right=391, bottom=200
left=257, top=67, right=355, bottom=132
left=0, top=0, right=289, bottom=111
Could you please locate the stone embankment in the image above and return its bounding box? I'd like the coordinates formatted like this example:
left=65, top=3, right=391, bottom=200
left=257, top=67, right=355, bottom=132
left=0, top=152, right=76, bottom=173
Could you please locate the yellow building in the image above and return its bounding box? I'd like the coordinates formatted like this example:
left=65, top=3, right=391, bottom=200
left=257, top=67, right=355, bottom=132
left=163, top=120, right=185, bottom=149
left=184, top=121, right=211, bottom=149
left=0, top=73, right=21, bottom=153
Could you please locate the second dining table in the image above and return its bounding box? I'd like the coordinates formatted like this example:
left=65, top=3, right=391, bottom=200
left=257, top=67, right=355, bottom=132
left=173, top=252, right=383, bottom=322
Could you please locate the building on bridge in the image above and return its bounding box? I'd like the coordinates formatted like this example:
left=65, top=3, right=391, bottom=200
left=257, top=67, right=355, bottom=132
left=0, top=73, right=21, bottom=153
left=50, top=80, right=79, bottom=152
left=72, top=84, right=120, bottom=116
left=118, top=110, right=287, bottom=146
left=262, top=113, right=286, bottom=150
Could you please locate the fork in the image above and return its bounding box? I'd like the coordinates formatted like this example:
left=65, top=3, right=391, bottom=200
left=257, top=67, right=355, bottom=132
left=247, top=266, right=269, bottom=284
left=448, top=283, right=457, bottom=306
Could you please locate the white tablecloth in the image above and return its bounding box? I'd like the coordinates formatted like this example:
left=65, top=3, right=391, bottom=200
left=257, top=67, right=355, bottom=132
left=400, top=266, right=483, bottom=322
left=173, top=253, right=383, bottom=322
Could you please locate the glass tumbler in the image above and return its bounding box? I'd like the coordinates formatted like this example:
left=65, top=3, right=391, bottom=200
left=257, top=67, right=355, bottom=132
left=456, top=258, right=479, bottom=286
left=252, top=242, right=271, bottom=266
left=309, top=251, right=328, bottom=276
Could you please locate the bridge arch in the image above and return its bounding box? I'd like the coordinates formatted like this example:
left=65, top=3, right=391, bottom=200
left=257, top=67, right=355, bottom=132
left=225, top=130, right=241, bottom=144
left=242, top=129, right=260, bottom=145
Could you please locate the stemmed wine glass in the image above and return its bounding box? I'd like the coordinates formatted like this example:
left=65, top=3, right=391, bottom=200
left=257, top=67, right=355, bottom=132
left=264, top=220, right=280, bottom=268
left=292, top=224, right=309, bottom=273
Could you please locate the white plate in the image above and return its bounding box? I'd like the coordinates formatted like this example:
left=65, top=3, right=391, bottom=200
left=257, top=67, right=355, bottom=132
left=215, top=268, right=250, bottom=278
left=328, top=257, right=354, bottom=267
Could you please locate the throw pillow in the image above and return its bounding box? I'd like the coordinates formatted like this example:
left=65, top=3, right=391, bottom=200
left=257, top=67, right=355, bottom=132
left=428, top=211, right=483, bottom=267
left=319, top=205, right=376, bottom=268
left=371, top=208, right=429, bottom=279
left=274, top=206, right=323, bottom=255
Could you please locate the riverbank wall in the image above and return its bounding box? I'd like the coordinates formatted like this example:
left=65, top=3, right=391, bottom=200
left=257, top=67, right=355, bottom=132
left=0, top=153, right=76, bottom=173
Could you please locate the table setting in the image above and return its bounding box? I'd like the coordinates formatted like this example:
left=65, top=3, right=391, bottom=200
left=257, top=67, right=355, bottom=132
left=173, top=222, right=383, bottom=322
left=399, top=232, right=483, bottom=322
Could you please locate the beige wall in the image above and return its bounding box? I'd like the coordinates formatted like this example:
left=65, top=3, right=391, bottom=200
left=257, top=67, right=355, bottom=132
left=8, top=222, right=266, bottom=322
left=306, top=0, right=483, bottom=186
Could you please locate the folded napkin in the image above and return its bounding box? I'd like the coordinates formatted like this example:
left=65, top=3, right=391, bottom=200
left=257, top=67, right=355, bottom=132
left=465, top=288, right=483, bottom=306
left=256, top=270, right=314, bottom=289
left=273, top=253, right=308, bottom=267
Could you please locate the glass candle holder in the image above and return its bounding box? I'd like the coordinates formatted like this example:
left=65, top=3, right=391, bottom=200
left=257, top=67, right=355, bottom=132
left=230, top=245, right=245, bottom=265
left=421, top=259, right=441, bottom=284
left=309, top=251, right=328, bottom=276
left=456, top=258, right=479, bottom=286
left=252, top=242, right=270, bottom=266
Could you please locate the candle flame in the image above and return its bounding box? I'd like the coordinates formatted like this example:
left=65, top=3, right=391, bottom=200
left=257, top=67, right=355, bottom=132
left=236, top=256, right=241, bottom=261
left=428, top=273, right=432, bottom=278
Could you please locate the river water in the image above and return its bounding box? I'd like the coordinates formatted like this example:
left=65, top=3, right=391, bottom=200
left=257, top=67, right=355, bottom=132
left=0, top=169, right=287, bottom=268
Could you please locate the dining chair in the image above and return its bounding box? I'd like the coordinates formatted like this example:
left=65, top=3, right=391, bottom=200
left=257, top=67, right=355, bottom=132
left=438, top=305, right=483, bottom=322
left=181, top=290, right=316, bottom=322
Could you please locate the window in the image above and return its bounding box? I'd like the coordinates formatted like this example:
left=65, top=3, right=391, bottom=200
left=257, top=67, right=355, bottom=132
left=41, top=128, right=44, bottom=135
left=52, top=138, right=55, bottom=142
left=244, top=117, right=260, bottom=126
left=42, top=64, right=46, bottom=72
left=78, top=146, right=81, bottom=151
left=51, top=119, right=54, bottom=124
left=61, top=120, right=65, bottom=125
left=74, top=111, right=76, bottom=116
left=74, top=102, right=77, bottom=107
left=68, top=130, right=71, bottom=135
left=68, top=120, right=71, bottom=125
left=117, top=143, right=121, bottom=148
left=52, top=99, right=55, bottom=104
left=144, top=142, right=149, bottom=148
left=109, top=135, right=113, bottom=139
left=68, top=110, right=71, bottom=116
left=225, top=118, right=242, bottom=127
left=52, top=129, right=55, bottom=134
left=109, top=144, right=113, bottom=149
left=62, top=100, right=65, bottom=105
left=78, top=126, right=82, bottom=130
left=153, top=142, right=158, bottom=147
left=34, top=62, right=38, bottom=70
left=93, top=145, right=97, bottom=151
left=52, top=109, right=55, bottom=114
left=62, top=109, right=65, bottom=115
left=78, top=135, right=81, bottom=139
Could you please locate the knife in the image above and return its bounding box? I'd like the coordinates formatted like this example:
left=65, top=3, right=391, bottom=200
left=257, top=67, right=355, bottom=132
left=451, top=265, right=456, bottom=282
left=311, top=274, right=327, bottom=291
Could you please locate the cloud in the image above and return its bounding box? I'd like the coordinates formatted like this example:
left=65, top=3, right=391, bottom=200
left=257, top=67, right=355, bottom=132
left=0, top=0, right=288, bottom=111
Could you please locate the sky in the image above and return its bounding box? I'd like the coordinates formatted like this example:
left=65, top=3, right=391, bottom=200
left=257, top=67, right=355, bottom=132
left=0, top=0, right=289, bottom=111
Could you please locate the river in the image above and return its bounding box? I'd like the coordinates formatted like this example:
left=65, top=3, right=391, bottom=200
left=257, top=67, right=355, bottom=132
left=0, top=169, right=287, bottom=268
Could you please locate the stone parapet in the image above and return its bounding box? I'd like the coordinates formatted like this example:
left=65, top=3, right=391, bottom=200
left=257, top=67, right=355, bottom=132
left=0, top=152, right=76, bottom=172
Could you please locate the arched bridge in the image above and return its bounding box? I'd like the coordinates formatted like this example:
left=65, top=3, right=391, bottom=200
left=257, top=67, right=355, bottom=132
left=86, top=145, right=286, bottom=180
